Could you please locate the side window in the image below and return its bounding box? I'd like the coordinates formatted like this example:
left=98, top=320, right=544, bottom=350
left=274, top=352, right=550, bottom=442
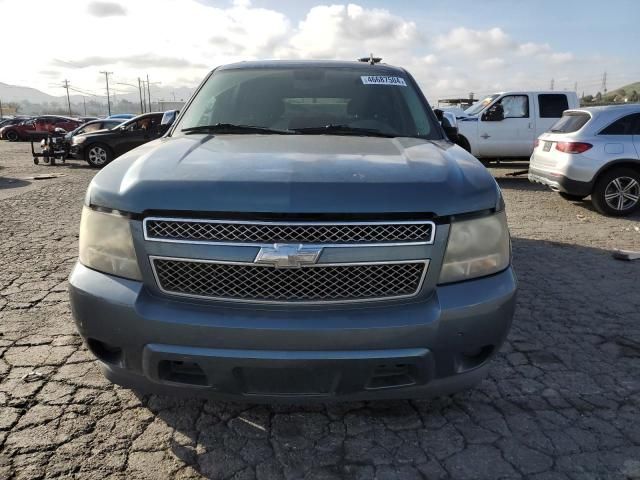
left=600, top=113, right=640, bottom=135
left=538, top=94, right=569, bottom=118
left=498, top=95, right=529, bottom=118
left=84, top=123, right=101, bottom=133
left=126, top=119, right=144, bottom=131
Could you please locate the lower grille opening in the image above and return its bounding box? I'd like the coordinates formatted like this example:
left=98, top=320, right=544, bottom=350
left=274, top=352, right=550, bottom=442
left=158, top=360, right=208, bottom=386
left=366, top=363, right=417, bottom=390
left=87, top=338, right=122, bottom=365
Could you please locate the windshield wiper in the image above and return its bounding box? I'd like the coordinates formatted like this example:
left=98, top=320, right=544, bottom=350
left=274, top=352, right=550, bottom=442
left=181, top=123, right=295, bottom=135
left=292, top=124, right=396, bottom=138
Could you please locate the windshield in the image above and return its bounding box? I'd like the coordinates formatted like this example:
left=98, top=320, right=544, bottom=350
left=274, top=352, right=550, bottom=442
left=464, top=94, right=500, bottom=116
left=175, top=67, right=441, bottom=139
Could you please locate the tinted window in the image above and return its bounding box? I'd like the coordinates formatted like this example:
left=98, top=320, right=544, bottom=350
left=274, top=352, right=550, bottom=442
left=105, top=121, right=122, bottom=129
left=600, top=113, right=640, bottom=135
left=538, top=94, right=569, bottom=118
left=549, top=112, right=591, bottom=133
left=177, top=67, right=440, bottom=139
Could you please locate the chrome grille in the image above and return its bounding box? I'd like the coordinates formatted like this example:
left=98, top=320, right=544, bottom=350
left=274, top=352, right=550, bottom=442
left=151, top=257, right=427, bottom=303
left=144, top=218, right=434, bottom=245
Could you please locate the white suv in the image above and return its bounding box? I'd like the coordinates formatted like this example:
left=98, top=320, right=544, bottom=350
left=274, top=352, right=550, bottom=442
left=529, top=105, right=640, bottom=216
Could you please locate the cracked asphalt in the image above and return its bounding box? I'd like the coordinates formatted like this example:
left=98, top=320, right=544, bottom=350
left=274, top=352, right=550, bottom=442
left=1, top=140, right=639, bottom=480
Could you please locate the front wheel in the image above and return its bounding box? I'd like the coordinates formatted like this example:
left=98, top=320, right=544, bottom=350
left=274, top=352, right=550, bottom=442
left=85, top=143, right=112, bottom=168
left=5, top=130, right=19, bottom=142
left=559, top=192, right=587, bottom=201
left=591, top=167, right=640, bottom=216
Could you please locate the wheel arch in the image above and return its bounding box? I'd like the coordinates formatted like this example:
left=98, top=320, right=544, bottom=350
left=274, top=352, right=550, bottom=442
left=592, top=159, right=640, bottom=184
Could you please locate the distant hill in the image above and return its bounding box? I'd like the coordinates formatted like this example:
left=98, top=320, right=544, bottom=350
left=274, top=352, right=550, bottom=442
left=0, top=81, right=195, bottom=105
left=0, top=82, right=61, bottom=103
left=604, top=82, right=640, bottom=102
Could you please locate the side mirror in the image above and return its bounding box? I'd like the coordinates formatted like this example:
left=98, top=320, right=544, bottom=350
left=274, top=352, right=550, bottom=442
left=441, top=111, right=459, bottom=142
left=481, top=104, right=504, bottom=122
left=161, top=110, right=179, bottom=128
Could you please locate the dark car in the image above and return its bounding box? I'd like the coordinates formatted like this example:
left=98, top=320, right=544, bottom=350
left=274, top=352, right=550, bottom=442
left=1, top=115, right=83, bottom=141
left=59, top=118, right=125, bottom=158
left=69, top=112, right=165, bottom=167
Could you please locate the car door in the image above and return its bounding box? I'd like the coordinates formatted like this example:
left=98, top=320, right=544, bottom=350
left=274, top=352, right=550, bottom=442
left=115, top=118, right=150, bottom=155
left=625, top=113, right=640, bottom=158
left=536, top=94, right=569, bottom=137
left=477, top=94, right=534, bottom=157
left=598, top=113, right=640, bottom=162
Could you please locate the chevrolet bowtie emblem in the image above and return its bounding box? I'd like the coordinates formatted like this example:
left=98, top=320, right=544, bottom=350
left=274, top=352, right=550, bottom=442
left=254, top=244, right=322, bottom=268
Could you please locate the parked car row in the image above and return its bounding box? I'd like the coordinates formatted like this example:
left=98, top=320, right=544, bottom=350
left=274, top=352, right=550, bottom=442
left=0, top=111, right=175, bottom=168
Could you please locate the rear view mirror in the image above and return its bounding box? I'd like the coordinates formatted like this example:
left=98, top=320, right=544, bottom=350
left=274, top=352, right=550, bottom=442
left=161, top=110, right=178, bottom=127
left=438, top=110, right=459, bottom=142
left=481, top=104, right=504, bottom=122
left=159, top=110, right=179, bottom=135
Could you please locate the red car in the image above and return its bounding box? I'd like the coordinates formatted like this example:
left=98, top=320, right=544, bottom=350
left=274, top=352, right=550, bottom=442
left=0, top=115, right=83, bottom=141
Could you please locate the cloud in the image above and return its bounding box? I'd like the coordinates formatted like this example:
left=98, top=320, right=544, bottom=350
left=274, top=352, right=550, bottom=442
left=436, top=27, right=513, bottom=55
left=52, top=54, right=207, bottom=69
left=0, top=0, right=607, bottom=102
left=87, top=1, right=126, bottom=17
left=285, top=4, right=419, bottom=59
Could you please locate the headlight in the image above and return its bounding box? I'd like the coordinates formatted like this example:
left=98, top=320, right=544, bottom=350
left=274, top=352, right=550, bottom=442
left=79, top=207, right=142, bottom=280
left=438, top=211, right=510, bottom=284
left=72, top=135, right=87, bottom=145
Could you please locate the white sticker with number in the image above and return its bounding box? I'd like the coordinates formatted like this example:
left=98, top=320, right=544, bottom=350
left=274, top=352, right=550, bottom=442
left=361, top=75, right=407, bottom=86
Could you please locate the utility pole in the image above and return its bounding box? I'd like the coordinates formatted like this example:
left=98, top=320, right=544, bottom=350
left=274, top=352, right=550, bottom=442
left=141, top=80, right=147, bottom=113
left=601, top=72, right=608, bottom=97
left=138, top=78, right=144, bottom=113
left=0, top=98, right=3, bottom=119
left=146, top=74, right=152, bottom=112
left=83, top=97, right=87, bottom=116
left=62, top=79, right=72, bottom=116
left=100, top=71, right=113, bottom=116
left=573, top=82, right=578, bottom=93
left=550, top=78, right=554, bottom=91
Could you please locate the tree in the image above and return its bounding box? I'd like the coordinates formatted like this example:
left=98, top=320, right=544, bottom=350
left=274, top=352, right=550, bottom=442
left=595, top=91, right=602, bottom=102
left=583, top=94, right=594, bottom=102
left=630, top=90, right=639, bottom=103
left=5, top=102, right=20, bottom=113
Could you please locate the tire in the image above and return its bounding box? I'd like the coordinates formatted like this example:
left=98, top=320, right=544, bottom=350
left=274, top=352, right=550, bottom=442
left=457, top=135, right=471, bottom=153
left=559, top=192, right=587, bottom=201
left=591, top=167, right=640, bottom=216
left=5, top=130, right=19, bottom=142
left=85, top=143, right=113, bottom=168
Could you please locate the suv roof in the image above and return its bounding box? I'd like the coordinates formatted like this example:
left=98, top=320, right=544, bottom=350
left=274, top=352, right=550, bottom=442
left=217, top=59, right=406, bottom=74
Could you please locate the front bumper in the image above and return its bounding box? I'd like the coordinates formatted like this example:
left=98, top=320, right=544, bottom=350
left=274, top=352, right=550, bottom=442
left=69, top=144, right=85, bottom=159
left=69, top=262, right=517, bottom=402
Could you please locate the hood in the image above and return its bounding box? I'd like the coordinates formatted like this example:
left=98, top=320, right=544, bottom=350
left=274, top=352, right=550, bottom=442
left=88, top=135, right=498, bottom=217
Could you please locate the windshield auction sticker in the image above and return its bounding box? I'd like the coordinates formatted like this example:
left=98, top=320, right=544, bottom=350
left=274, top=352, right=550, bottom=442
left=361, top=76, right=407, bottom=86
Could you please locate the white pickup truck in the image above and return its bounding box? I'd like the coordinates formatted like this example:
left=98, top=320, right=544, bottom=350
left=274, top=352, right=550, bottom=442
left=456, top=91, right=579, bottom=160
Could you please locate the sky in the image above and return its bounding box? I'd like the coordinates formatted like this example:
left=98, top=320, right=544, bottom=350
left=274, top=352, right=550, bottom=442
left=1, top=0, right=638, bottom=103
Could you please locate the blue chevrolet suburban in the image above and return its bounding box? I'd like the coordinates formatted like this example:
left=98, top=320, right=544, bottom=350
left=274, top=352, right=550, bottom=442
left=69, top=60, right=516, bottom=402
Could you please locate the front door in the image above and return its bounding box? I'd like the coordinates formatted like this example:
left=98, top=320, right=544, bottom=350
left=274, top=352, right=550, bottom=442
left=477, top=94, right=534, bottom=158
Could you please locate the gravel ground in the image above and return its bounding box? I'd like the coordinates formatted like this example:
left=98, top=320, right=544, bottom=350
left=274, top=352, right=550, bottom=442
left=0, top=141, right=639, bottom=480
